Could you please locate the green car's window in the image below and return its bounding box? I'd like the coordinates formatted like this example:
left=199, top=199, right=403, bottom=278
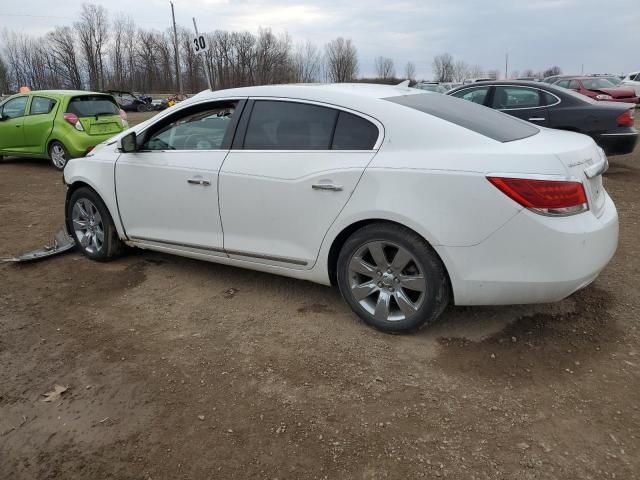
left=30, top=97, right=57, bottom=115
left=143, top=102, right=238, bottom=151
left=1, top=96, right=28, bottom=119
left=67, top=96, right=119, bottom=117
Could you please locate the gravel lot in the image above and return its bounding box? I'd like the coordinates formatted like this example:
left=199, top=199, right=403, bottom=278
left=1, top=113, right=639, bottom=479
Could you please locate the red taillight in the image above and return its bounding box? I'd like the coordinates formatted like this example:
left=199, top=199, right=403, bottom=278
left=63, top=112, right=79, bottom=125
left=487, top=177, right=588, bottom=216
left=616, top=109, right=634, bottom=127
left=63, top=112, right=84, bottom=131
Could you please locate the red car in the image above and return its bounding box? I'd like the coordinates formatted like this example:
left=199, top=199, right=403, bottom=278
left=554, top=77, right=639, bottom=104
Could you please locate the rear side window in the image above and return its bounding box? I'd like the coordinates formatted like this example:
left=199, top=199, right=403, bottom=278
left=450, top=86, right=489, bottom=105
left=30, top=97, right=56, bottom=115
left=385, top=93, right=539, bottom=143
left=67, top=96, right=119, bottom=117
left=332, top=112, right=378, bottom=150
left=244, top=101, right=337, bottom=150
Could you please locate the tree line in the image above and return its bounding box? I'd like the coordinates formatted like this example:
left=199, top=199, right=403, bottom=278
left=0, top=4, right=361, bottom=94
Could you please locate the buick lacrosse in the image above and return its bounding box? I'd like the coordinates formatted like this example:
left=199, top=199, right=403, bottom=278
left=63, top=83, right=618, bottom=332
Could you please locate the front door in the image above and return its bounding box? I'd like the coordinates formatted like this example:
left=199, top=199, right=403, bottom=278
left=115, top=100, right=242, bottom=252
left=0, top=96, right=28, bottom=153
left=23, top=96, right=58, bottom=155
left=219, top=99, right=381, bottom=268
left=491, top=86, right=550, bottom=126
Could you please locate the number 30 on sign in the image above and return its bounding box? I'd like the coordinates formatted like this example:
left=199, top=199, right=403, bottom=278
left=192, top=35, right=209, bottom=54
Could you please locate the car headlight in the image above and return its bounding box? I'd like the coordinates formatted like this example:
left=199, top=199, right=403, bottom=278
left=595, top=94, right=613, bottom=100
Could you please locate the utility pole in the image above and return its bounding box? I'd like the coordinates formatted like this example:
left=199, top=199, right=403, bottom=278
left=170, top=1, right=183, bottom=96
left=505, top=53, right=509, bottom=79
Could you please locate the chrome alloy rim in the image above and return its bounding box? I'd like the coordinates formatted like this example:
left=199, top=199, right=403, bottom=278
left=348, top=241, right=426, bottom=322
left=72, top=198, right=104, bottom=254
left=51, top=145, right=67, bottom=168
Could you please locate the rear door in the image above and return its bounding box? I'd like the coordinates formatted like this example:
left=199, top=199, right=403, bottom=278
left=491, top=86, right=551, bottom=126
left=218, top=99, right=381, bottom=268
left=23, top=95, right=59, bottom=155
left=0, top=95, right=28, bottom=153
left=66, top=95, right=123, bottom=137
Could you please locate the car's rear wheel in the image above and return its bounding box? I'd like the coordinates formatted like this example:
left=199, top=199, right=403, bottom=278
left=49, top=141, right=69, bottom=170
left=67, top=187, right=123, bottom=261
left=336, top=223, right=450, bottom=333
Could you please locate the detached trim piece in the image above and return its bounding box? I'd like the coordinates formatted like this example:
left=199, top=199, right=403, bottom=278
left=130, top=236, right=308, bottom=266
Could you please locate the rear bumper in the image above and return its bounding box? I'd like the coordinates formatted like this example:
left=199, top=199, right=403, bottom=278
left=63, top=132, right=122, bottom=158
left=437, top=193, right=618, bottom=305
left=595, top=130, right=638, bottom=156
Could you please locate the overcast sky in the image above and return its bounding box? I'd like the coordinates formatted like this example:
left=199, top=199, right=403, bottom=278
left=1, top=0, right=638, bottom=79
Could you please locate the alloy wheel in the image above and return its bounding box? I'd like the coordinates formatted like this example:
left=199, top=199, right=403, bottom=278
left=51, top=144, right=67, bottom=169
left=347, top=241, right=426, bottom=322
left=71, top=198, right=105, bottom=254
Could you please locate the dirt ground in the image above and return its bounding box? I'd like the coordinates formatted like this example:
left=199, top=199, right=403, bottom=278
left=1, top=113, right=639, bottom=480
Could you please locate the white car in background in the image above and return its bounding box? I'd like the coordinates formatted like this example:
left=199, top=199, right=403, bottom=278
left=63, top=83, right=618, bottom=332
left=621, top=71, right=640, bottom=97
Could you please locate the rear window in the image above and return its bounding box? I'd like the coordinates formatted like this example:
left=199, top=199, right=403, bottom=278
left=385, top=93, right=538, bottom=143
left=66, top=95, right=119, bottom=117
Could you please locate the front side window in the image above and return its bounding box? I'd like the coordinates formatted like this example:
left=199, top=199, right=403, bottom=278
left=492, top=87, right=541, bottom=109
left=450, top=87, right=489, bottom=105
left=143, top=102, right=237, bottom=151
left=30, top=97, right=57, bottom=115
left=1, top=96, right=28, bottom=119
left=244, top=101, right=337, bottom=150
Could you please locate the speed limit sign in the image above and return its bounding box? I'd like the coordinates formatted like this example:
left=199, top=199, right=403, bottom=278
left=192, top=34, right=209, bottom=54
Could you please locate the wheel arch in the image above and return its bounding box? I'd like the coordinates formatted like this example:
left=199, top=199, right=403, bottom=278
left=326, top=218, right=453, bottom=302
left=65, top=180, right=125, bottom=240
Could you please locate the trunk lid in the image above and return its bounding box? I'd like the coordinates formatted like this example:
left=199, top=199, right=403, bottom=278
left=79, top=115, right=123, bottom=136
left=66, top=95, right=124, bottom=136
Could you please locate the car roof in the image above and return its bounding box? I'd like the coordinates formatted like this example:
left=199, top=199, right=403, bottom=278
left=450, top=80, right=550, bottom=88
left=187, top=83, right=424, bottom=109
left=15, top=90, right=110, bottom=99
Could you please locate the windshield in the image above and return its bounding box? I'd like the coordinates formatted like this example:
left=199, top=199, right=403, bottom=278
left=385, top=93, right=539, bottom=143
left=67, top=96, right=120, bottom=117
left=582, top=78, right=616, bottom=89
left=546, top=83, right=596, bottom=104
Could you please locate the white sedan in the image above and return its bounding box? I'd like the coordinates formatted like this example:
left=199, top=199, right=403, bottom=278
left=63, top=83, right=618, bottom=332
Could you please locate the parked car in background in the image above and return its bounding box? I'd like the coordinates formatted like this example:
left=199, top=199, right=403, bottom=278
left=590, top=74, right=623, bottom=86
left=553, top=77, right=639, bottom=104
left=542, top=74, right=575, bottom=84
left=414, top=82, right=448, bottom=94
left=107, top=90, right=153, bottom=112
left=621, top=71, right=640, bottom=96
left=448, top=81, right=637, bottom=155
left=63, top=83, right=618, bottom=332
left=463, top=77, right=492, bottom=84
left=0, top=90, right=127, bottom=169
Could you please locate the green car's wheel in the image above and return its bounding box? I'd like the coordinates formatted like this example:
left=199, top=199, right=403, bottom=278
left=49, top=141, right=69, bottom=170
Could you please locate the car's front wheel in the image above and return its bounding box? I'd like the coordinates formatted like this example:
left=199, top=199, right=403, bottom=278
left=49, top=141, right=70, bottom=170
left=67, top=187, right=123, bottom=261
left=337, top=223, right=450, bottom=333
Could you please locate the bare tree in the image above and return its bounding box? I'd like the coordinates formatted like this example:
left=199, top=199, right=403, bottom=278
left=542, top=66, right=562, bottom=78
left=374, top=56, right=395, bottom=79
left=47, top=27, right=82, bottom=89
left=293, top=41, right=321, bottom=83
left=468, top=64, right=485, bottom=79
left=522, top=68, right=535, bottom=78
left=404, top=61, right=416, bottom=81
left=75, top=3, right=109, bottom=90
left=324, top=37, right=358, bottom=82
left=0, top=54, right=8, bottom=93
left=487, top=69, right=500, bottom=80
left=432, top=53, right=454, bottom=82
left=452, top=59, right=468, bottom=83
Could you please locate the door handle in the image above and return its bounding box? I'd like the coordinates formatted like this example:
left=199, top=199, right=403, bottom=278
left=528, top=117, right=545, bottom=121
left=187, top=178, right=211, bottom=186
left=312, top=183, right=343, bottom=192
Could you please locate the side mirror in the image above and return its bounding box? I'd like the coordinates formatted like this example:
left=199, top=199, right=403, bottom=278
left=120, top=131, right=137, bottom=153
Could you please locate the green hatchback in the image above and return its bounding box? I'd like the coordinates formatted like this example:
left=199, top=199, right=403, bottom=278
left=0, top=90, right=127, bottom=170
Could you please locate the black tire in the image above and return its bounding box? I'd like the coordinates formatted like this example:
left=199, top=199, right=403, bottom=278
left=336, top=223, right=450, bottom=333
left=66, top=187, right=123, bottom=261
left=48, top=141, right=70, bottom=170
